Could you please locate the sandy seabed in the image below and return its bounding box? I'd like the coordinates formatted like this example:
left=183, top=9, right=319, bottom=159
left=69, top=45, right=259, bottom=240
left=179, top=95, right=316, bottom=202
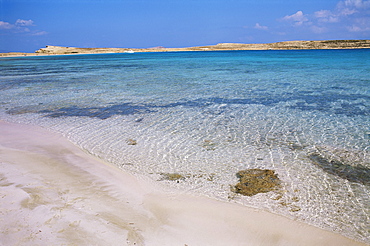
left=0, top=120, right=367, bottom=246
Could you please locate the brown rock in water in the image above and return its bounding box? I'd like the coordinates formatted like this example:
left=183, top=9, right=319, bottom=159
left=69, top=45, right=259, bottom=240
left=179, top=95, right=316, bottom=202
left=233, top=169, right=281, bottom=196
left=159, top=173, right=185, bottom=181
left=126, top=139, right=137, bottom=145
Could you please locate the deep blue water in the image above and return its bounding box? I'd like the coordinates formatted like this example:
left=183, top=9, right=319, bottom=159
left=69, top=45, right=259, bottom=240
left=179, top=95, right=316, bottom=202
left=1, top=50, right=369, bottom=243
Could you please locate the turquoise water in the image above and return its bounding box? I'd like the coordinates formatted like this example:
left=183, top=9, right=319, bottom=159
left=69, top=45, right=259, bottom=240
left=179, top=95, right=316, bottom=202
left=1, top=50, right=369, bottom=243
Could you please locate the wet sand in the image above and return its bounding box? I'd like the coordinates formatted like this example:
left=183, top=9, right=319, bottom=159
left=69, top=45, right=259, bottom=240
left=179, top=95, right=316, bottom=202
left=0, top=120, right=367, bottom=245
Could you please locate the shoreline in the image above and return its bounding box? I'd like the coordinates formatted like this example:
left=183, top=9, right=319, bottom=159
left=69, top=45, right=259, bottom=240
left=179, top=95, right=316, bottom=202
left=1, top=39, right=370, bottom=57
left=0, top=120, right=368, bottom=245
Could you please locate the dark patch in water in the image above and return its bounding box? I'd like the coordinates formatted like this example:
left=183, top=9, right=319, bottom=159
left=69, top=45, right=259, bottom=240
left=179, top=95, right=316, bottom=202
left=330, top=86, right=346, bottom=90
left=287, top=94, right=370, bottom=116
left=308, top=153, right=370, bottom=185
left=288, top=143, right=305, bottom=150
left=334, top=102, right=368, bottom=116
left=6, top=106, right=34, bottom=115
left=210, top=68, right=256, bottom=74
left=159, top=97, right=283, bottom=109
left=39, top=103, right=154, bottom=119
left=158, top=93, right=370, bottom=116
left=5, top=90, right=370, bottom=119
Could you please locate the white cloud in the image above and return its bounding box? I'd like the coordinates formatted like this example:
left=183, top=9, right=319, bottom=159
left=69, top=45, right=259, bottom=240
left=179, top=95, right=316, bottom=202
left=278, top=0, right=370, bottom=35
left=254, top=23, right=268, bottom=30
left=347, top=23, right=370, bottom=31
left=15, top=19, right=34, bottom=27
left=0, top=21, right=14, bottom=29
left=336, top=0, right=370, bottom=16
left=310, top=25, right=328, bottom=33
left=314, top=10, right=340, bottom=23
left=0, top=19, right=47, bottom=35
left=0, top=19, right=35, bottom=31
left=282, top=11, right=309, bottom=26
left=348, top=25, right=361, bottom=31
left=346, top=15, right=370, bottom=31
left=32, top=31, right=48, bottom=36
left=335, top=0, right=370, bottom=32
left=314, top=10, right=331, bottom=18
left=342, top=0, right=370, bottom=9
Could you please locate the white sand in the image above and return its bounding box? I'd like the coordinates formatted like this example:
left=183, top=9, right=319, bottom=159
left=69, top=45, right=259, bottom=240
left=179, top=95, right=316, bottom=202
left=0, top=120, right=367, bottom=246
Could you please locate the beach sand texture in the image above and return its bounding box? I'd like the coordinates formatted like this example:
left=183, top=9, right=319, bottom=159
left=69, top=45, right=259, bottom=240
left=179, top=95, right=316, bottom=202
left=0, top=120, right=367, bottom=246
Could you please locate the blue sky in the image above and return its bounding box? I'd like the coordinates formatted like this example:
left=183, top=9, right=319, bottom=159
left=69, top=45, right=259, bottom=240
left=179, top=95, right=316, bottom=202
left=1, top=0, right=369, bottom=52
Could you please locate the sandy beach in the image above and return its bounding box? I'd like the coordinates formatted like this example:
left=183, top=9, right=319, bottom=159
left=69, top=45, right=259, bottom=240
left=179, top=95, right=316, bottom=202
left=0, top=120, right=367, bottom=246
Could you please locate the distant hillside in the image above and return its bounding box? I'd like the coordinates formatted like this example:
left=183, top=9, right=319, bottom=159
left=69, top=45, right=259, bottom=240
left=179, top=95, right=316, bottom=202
left=34, top=40, right=370, bottom=54
left=201, top=40, right=370, bottom=50
left=1, top=40, right=370, bottom=57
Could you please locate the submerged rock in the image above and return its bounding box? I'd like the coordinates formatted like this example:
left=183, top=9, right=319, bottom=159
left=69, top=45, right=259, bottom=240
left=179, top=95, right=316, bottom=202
left=126, top=139, right=137, bottom=145
left=159, top=173, right=185, bottom=182
left=233, top=169, right=281, bottom=196
left=308, top=152, right=370, bottom=185
left=201, top=140, right=217, bottom=151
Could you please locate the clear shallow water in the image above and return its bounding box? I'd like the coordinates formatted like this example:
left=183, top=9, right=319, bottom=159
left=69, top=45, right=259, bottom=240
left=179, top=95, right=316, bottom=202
left=1, top=50, right=369, bottom=243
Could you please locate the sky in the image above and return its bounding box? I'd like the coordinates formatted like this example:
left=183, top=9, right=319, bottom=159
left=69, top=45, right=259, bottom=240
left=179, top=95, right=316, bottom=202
left=1, top=0, right=370, bottom=52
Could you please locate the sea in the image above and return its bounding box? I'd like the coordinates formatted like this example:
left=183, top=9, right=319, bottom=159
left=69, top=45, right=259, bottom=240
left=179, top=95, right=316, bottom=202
left=1, top=49, right=369, bottom=243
